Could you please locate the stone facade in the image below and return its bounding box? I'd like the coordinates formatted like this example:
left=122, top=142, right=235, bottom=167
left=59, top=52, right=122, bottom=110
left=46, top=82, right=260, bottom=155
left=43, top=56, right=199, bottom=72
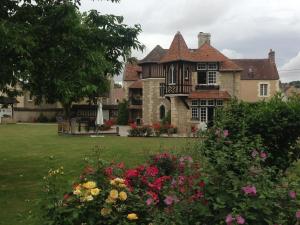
left=143, top=78, right=170, bottom=125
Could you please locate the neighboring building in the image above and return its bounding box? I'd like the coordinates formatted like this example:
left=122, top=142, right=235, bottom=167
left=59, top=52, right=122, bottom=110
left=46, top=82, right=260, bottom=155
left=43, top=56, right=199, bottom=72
left=1, top=78, right=121, bottom=122
left=284, top=85, right=300, bottom=98
left=123, top=31, right=280, bottom=133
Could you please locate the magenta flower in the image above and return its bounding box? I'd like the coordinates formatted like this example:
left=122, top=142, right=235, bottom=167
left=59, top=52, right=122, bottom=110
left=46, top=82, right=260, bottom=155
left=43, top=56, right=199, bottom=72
left=236, top=215, right=245, bottom=224
left=242, top=185, right=257, bottom=196
left=260, top=152, right=267, bottom=160
left=289, top=191, right=296, bottom=199
left=225, top=214, right=234, bottom=225
left=296, top=210, right=300, bottom=219
left=251, top=150, right=258, bottom=158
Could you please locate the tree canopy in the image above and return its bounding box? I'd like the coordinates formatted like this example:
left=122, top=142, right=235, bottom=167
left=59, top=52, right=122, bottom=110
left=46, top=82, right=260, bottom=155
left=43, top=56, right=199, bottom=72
left=0, top=0, right=143, bottom=115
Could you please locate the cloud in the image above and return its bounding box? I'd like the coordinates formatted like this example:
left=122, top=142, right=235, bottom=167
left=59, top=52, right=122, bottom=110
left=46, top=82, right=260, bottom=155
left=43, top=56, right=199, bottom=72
left=280, top=52, right=300, bottom=82
left=221, top=49, right=243, bottom=59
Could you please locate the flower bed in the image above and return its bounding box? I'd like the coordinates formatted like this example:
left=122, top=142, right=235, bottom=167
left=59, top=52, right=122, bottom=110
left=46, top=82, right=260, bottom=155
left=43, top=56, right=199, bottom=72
left=128, top=122, right=177, bottom=137
left=43, top=148, right=300, bottom=224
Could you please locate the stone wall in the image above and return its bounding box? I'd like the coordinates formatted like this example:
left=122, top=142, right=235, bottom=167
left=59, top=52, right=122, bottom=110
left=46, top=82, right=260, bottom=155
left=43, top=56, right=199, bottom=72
left=170, top=96, right=190, bottom=134
left=143, top=78, right=170, bottom=125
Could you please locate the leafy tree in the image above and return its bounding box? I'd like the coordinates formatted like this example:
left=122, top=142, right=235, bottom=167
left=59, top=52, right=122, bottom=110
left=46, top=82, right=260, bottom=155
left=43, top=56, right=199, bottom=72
left=1, top=0, right=144, bottom=117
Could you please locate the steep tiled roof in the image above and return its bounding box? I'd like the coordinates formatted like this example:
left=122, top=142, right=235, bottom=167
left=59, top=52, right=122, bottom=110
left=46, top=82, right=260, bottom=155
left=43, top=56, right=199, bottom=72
left=188, top=90, right=231, bottom=99
left=232, top=59, right=279, bottom=80
left=192, top=43, right=242, bottom=71
left=123, top=63, right=142, bottom=81
left=139, top=45, right=167, bottom=64
left=129, top=80, right=143, bottom=89
left=160, top=32, right=194, bottom=63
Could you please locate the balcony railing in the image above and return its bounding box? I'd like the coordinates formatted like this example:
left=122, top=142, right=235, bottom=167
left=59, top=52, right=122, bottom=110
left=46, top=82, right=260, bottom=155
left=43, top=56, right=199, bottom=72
left=195, top=84, right=220, bottom=90
left=165, top=84, right=192, bottom=95
left=129, top=99, right=143, bottom=105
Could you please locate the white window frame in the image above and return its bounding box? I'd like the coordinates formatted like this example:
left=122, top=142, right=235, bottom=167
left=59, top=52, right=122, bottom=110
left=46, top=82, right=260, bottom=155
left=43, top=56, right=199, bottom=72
left=200, top=100, right=207, bottom=106
left=200, top=107, right=208, bottom=123
left=197, top=63, right=207, bottom=71
left=208, top=100, right=215, bottom=106
left=191, top=107, right=199, bottom=119
left=191, top=100, right=198, bottom=106
left=259, top=83, right=269, bottom=97
left=208, top=63, right=218, bottom=70
left=168, top=64, right=176, bottom=85
left=207, top=71, right=217, bottom=84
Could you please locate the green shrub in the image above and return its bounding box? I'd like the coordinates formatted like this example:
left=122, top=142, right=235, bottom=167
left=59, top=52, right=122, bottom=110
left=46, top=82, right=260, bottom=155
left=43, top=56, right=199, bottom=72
left=213, top=94, right=300, bottom=172
left=117, top=100, right=128, bottom=125
left=128, top=123, right=153, bottom=137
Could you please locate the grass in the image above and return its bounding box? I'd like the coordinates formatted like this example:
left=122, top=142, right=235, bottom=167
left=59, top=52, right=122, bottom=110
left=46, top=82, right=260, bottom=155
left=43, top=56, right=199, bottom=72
left=0, top=124, right=189, bottom=225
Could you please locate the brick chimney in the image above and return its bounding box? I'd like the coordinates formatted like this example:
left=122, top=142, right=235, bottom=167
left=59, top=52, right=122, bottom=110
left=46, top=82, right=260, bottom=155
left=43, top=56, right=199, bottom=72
left=198, top=32, right=211, bottom=48
left=268, top=49, right=275, bottom=64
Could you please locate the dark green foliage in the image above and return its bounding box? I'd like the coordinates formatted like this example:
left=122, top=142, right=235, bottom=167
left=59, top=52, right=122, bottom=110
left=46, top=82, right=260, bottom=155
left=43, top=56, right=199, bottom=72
left=37, top=113, right=49, bottom=123
left=213, top=94, right=300, bottom=172
left=117, top=100, right=129, bottom=125
left=128, top=125, right=153, bottom=137
left=1, top=0, right=143, bottom=117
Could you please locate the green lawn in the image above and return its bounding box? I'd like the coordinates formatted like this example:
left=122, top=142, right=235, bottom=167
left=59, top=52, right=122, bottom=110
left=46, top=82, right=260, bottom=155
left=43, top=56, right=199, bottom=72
left=0, top=124, right=189, bottom=225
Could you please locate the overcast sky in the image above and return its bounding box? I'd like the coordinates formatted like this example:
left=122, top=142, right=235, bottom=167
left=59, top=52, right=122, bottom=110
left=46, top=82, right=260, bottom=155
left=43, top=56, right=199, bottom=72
left=80, top=0, right=300, bottom=83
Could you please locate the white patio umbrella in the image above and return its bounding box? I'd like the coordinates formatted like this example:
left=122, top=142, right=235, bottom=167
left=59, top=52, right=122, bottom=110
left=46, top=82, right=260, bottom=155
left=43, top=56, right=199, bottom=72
left=95, top=101, right=104, bottom=127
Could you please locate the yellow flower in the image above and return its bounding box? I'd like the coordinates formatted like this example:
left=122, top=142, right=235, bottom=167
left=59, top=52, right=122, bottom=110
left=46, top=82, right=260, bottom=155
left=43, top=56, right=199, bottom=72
left=100, top=208, right=112, bottom=216
left=119, top=183, right=127, bottom=188
left=114, top=178, right=125, bottom=183
left=83, top=195, right=94, bottom=202
left=105, top=196, right=116, bottom=204
left=127, top=213, right=138, bottom=220
left=110, top=180, right=116, bottom=185
left=119, top=191, right=127, bottom=201
left=91, top=188, right=101, bottom=196
left=82, top=181, right=96, bottom=189
left=109, top=189, right=118, bottom=199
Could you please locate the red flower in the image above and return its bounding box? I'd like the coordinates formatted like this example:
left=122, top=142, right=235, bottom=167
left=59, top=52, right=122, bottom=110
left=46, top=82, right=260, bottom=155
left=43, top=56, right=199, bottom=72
left=148, top=176, right=171, bottom=191
left=130, top=123, right=137, bottom=129
left=199, top=181, right=205, bottom=187
left=83, top=165, right=95, bottom=174
left=104, top=167, right=113, bottom=177
left=125, top=169, right=139, bottom=178
left=146, top=166, right=159, bottom=177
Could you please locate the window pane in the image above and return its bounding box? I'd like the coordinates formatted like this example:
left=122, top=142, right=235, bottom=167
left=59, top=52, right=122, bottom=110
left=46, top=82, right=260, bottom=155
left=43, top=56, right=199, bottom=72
left=208, top=71, right=217, bottom=84
left=216, top=100, right=223, bottom=106
left=191, top=108, right=199, bottom=119
left=208, top=100, right=214, bottom=106
left=208, top=63, right=218, bottom=70
left=200, top=100, right=207, bottom=106
left=191, top=100, right=198, bottom=106
left=197, top=63, right=207, bottom=70
left=200, top=107, right=207, bottom=122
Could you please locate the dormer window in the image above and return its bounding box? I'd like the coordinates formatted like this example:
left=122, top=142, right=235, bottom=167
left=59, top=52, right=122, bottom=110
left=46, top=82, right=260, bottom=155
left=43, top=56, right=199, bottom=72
left=168, top=64, right=176, bottom=85
left=208, top=63, right=218, bottom=70
left=197, top=63, right=207, bottom=70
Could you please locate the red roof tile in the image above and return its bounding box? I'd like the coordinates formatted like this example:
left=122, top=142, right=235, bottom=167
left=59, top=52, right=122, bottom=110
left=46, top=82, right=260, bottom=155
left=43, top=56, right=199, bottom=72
left=160, top=32, right=194, bottom=63
left=188, top=90, right=231, bottom=99
left=192, top=43, right=242, bottom=71
left=123, top=63, right=142, bottom=81
left=129, top=80, right=143, bottom=89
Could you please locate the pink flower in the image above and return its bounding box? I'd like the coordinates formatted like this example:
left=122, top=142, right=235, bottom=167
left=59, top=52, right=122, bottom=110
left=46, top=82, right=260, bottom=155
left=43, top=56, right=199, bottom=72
left=260, top=152, right=267, bottom=160
left=226, top=214, right=234, bottom=225
left=242, top=185, right=257, bottom=196
left=164, top=195, right=174, bottom=206
left=236, top=215, right=245, bottom=224
left=251, top=150, right=258, bottom=158
left=289, top=191, right=297, bottom=199
left=223, top=130, right=229, bottom=137
left=296, top=210, right=300, bottom=219
left=146, top=198, right=153, bottom=206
